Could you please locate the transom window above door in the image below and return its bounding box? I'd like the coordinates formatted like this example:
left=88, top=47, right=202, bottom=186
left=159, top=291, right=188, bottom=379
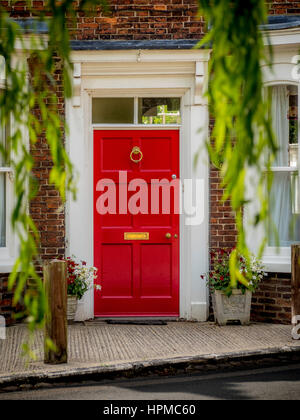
left=92, top=97, right=181, bottom=125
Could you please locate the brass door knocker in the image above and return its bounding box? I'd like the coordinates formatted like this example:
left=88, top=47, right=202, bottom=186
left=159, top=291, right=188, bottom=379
left=130, top=146, right=143, bottom=163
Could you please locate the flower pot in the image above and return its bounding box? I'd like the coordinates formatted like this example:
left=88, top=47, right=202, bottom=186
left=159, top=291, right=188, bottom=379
left=212, top=289, right=252, bottom=326
left=67, top=295, right=78, bottom=321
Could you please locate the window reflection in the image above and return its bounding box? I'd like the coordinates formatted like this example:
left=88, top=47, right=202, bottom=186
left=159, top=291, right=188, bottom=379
left=138, top=98, right=181, bottom=125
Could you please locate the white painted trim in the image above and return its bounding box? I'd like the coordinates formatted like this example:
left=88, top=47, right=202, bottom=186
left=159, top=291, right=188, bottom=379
left=71, top=49, right=211, bottom=64
left=91, top=125, right=181, bottom=129
left=262, top=247, right=292, bottom=273
left=66, top=49, right=210, bottom=321
left=268, top=167, right=297, bottom=173
left=0, top=124, right=19, bottom=273
left=263, top=28, right=300, bottom=47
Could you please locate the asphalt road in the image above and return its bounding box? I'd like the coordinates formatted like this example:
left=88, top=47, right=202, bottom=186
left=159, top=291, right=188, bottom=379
left=1, top=364, right=300, bottom=400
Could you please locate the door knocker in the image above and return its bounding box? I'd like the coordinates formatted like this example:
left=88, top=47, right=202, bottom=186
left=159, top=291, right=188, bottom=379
left=130, top=146, right=143, bottom=163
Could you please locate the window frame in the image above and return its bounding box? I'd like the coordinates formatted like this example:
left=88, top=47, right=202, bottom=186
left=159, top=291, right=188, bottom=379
left=0, top=67, right=18, bottom=273
left=246, top=80, right=300, bottom=273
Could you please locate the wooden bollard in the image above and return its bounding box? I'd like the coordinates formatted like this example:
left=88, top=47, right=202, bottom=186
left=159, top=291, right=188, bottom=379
left=44, top=260, right=68, bottom=364
left=291, top=245, right=300, bottom=326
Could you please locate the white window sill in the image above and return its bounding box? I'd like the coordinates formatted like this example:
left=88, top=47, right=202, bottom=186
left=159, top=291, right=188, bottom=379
left=0, top=259, right=16, bottom=273
left=262, top=256, right=291, bottom=274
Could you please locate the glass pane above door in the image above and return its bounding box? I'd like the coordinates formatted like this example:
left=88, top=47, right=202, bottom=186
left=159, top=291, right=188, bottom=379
left=138, top=98, right=181, bottom=125
left=92, top=98, right=134, bottom=124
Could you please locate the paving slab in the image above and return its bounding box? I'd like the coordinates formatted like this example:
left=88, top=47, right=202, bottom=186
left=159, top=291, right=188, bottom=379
left=0, top=321, right=299, bottom=386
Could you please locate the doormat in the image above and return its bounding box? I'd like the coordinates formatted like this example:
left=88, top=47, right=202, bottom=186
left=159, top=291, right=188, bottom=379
left=106, top=320, right=168, bottom=326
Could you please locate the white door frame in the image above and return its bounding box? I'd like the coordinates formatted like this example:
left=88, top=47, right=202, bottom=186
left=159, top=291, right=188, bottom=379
left=66, top=49, right=211, bottom=321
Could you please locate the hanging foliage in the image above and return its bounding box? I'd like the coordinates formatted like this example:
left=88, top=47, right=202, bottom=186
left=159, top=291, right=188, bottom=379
left=0, top=0, right=107, bottom=343
left=197, top=0, right=277, bottom=289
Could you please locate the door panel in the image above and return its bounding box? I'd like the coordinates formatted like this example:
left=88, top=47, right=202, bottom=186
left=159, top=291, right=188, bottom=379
left=94, top=130, right=179, bottom=317
left=101, top=136, right=133, bottom=172
left=140, top=244, right=172, bottom=298
left=101, top=244, right=134, bottom=298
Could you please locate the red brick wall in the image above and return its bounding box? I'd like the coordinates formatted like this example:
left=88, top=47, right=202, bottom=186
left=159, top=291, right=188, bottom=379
left=1, top=1, right=300, bottom=41
left=0, top=274, right=18, bottom=326
left=210, top=166, right=238, bottom=251
left=268, top=1, right=300, bottom=14
left=251, top=273, right=292, bottom=324
left=1, top=0, right=204, bottom=40
left=73, top=0, right=204, bottom=40
left=2, top=1, right=300, bottom=40
left=29, top=56, right=66, bottom=270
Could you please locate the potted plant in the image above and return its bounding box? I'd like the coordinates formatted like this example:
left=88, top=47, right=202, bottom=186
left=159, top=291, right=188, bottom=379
left=202, top=249, right=265, bottom=326
left=65, top=256, right=98, bottom=321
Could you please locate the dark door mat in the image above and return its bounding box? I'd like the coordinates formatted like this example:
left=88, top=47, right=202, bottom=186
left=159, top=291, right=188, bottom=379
left=106, top=320, right=167, bottom=326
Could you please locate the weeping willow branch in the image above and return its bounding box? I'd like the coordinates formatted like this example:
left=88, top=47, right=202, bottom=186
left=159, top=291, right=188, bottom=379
left=197, top=0, right=277, bottom=289
left=0, top=0, right=107, bottom=345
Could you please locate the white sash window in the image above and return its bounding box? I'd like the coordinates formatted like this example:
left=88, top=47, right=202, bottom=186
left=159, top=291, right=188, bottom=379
left=0, top=92, right=8, bottom=249
left=268, top=85, right=299, bottom=247
left=0, top=175, right=6, bottom=249
left=0, top=65, right=17, bottom=272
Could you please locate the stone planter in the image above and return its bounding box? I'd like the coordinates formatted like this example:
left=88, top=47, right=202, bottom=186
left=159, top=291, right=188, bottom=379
left=67, top=295, right=78, bottom=321
left=212, top=289, right=252, bottom=326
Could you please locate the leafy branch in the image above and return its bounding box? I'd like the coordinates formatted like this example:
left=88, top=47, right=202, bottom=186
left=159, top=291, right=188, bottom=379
left=0, top=0, right=107, bottom=342
left=197, top=0, right=277, bottom=288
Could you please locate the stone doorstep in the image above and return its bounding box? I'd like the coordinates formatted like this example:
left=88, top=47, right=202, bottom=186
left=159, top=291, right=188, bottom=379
left=0, top=345, right=300, bottom=391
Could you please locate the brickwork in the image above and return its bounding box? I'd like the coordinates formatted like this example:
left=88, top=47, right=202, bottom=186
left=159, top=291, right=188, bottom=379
left=0, top=274, right=20, bottom=326
left=1, top=0, right=204, bottom=40
left=29, top=56, right=66, bottom=272
left=210, top=166, right=238, bottom=251
left=73, top=0, right=204, bottom=41
left=267, top=0, right=300, bottom=14
left=1, top=1, right=300, bottom=40
left=251, top=273, right=292, bottom=324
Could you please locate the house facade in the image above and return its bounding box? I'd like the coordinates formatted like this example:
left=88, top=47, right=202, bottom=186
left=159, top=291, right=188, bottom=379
left=0, top=1, right=299, bottom=325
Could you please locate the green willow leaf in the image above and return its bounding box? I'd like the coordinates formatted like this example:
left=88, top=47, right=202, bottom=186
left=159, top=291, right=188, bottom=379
left=197, top=0, right=276, bottom=289
left=0, top=1, right=108, bottom=354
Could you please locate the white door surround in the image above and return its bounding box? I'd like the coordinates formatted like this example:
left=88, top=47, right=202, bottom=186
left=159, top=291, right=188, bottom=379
left=66, top=49, right=211, bottom=321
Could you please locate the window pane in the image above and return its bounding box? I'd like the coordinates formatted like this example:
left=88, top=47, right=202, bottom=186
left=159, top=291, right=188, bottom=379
left=268, top=85, right=299, bottom=247
left=0, top=123, right=8, bottom=166
left=0, top=98, right=7, bottom=167
left=288, top=86, right=298, bottom=168
left=0, top=173, right=5, bottom=247
left=268, top=172, right=300, bottom=247
left=271, top=86, right=290, bottom=167
left=138, top=98, right=181, bottom=125
left=92, top=98, right=134, bottom=124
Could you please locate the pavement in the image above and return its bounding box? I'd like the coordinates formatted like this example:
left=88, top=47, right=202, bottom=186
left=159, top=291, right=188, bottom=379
left=0, top=321, right=300, bottom=388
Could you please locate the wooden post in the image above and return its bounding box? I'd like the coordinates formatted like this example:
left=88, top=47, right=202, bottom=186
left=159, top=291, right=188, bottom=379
left=44, top=260, right=68, bottom=364
left=291, top=245, right=300, bottom=326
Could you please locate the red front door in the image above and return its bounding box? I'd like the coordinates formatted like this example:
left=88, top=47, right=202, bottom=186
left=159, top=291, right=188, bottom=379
left=94, top=130, right=179, bottom=317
